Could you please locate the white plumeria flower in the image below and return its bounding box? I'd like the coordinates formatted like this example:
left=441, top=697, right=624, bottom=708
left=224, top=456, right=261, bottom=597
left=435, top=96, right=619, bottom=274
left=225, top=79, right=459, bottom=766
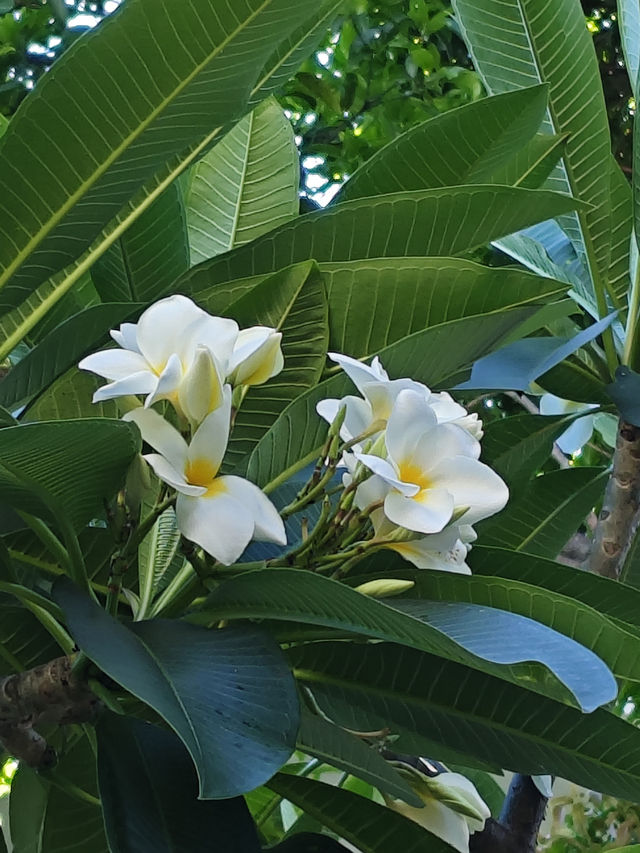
left=316, top=353, right=482, bottom=450
left=386, top=770, right=490, bottom=853
left=123, top=392, right=286, bottom=565
left=356, top=390, right=508, bottom=534
left=539, top=393, right=598, bottom=454
left=228, top=326, right=284, bottom=387
left=79, top=295, right=238, bottom=410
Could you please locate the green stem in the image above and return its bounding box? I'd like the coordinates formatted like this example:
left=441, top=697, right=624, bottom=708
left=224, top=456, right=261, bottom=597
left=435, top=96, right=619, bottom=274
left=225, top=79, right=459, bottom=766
left=22, top=604, right=74, bottom=655
left=624, top=257, right=640, bottom=368
left=17, top=512, right=68, bottom=570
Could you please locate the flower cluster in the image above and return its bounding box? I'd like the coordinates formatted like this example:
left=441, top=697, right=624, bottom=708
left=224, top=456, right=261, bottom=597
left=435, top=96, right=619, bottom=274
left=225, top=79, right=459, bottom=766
left=80, top=295, right=286, bottom=564
left=317, top=354, right=508, bottom=572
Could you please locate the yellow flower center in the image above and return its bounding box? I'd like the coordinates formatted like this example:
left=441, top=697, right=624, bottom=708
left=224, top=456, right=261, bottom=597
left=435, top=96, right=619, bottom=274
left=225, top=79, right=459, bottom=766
left=185, top=457, right=218, bottom=487
left=398, top=461, right=431, bottom=491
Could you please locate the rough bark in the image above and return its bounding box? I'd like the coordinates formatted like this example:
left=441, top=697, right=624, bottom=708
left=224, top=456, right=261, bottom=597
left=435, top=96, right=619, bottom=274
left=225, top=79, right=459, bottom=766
left=586, top=419, right=640, bottom=578
left=470, top=774, right=548, bottom=853
left=0, top=656, right=100, bottom=767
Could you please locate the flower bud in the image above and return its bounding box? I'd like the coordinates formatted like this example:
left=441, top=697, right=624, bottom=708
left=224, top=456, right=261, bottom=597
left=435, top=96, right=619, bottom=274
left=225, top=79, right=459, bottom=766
left=228, top=327, right=284, bottom=387
left=354, top=578, right=415, bottom=598
left=177, top=345, right=227, bottom=426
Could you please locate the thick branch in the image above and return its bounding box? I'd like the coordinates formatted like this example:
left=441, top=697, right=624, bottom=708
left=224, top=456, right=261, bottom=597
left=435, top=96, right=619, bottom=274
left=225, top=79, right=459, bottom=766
left=0, top=657, right=100, bottom=767
left=470, top=774, right=548, bottom=853
left=586, top=419, right=640, bottom=578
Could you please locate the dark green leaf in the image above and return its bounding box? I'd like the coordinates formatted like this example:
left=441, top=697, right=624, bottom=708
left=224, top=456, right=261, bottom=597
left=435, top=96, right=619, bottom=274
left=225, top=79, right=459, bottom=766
left=54, top=579, right=299, bottom=798
left=23, top=369, right=118, bottom=421
left=182, top=187, right=584, bottom=294
left=607, top=366, right=640, bottom=426
left=269, top=774, right=457, bottom=853
left=289, top=642, right=640, bottom=802
left=479, top=467, right=608, bottom=559
left=97, top=713, right=262, bottom=852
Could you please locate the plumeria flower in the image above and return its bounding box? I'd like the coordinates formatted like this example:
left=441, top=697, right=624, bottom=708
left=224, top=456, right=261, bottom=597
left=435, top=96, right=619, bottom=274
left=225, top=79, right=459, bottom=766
left=317, top=353, right=482, bottom=451
left=124, top=391, right=286, bottom=565
left=539, top=393, right=599, bottom=454
left=356, top=390, right=507, bottom=534
left=79, top=295, right=238, bottom=411
left=385, top=767, right=490, bottom=853
left=228, top=326, right=284, bottom=387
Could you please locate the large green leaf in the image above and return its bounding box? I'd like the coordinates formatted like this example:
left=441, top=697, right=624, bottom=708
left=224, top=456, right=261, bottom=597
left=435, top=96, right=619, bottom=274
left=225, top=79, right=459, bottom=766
left=322, top=259, right=567, bottom=358
left=97, top=714, right=262, bottom=852
left=0, top=303, right=137, bottom=411
left=289, top=642, right=640, bottom=802
left=479, top=467, right=609, bottom=558
left=54, top=578, right=299, bottom=799
left=222, top=261, right=328, bottom=470
left=0, top=0, right=329, bottom=310
left=0, top=0, right=343, bottom=359
left=186, top=96, right=299, bottom=265
left=9, top=731, right=107, bottom=853
left=0, top=418, right=140, bottom=531
left=470, top=545, right=640, bottom=628
left=297, top=711, right=422, bottom=806
left=181, top=186, right=584, bottom=293
left=92, top=182, right=189, bottom=303
left=348, top=562, right=640, bottom=684
left=451, top=0, right=612, bottom=309
left=23, top=369, right=118, bottom=421
left=268, top=774, right=457, bottom=853
left=200, top=568, right=616, bottom=711
left=620, top=0, right=640, bottom=98
left=607, top=157, right=633, bottom=302
left=339, top=85, right=549, bottom=200
left=487, top=132, right=566, bottom=190
left=246, top=307, right=538, bottom=489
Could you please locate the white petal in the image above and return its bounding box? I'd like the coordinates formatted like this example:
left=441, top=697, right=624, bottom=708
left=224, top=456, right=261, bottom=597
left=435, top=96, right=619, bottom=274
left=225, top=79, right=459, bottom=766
left=79, top=348, right=150, bottom=380
left=187, top=388, right=232, bottom=476
left=356, top=453, right=419, bottom=497
left=385, top=389, right=438, bottom=465
left=123, top=407, right=188, bottom=472
left=176, top=491, right=254, bottom=565
left=136, top=295, right=207, bottom=370
left=428, top=391, right=467, bottom=423
left=182, top=314, right=239, bottom=370
left=388, top=528, right=472, bottom=573
left=412, top=423, right=481, bottom=469
left=316, top=398, right=342, bottom=426
left=437, top=773, right=491, bottom=823
left=110, top=322, right=140, bottom=353
left=143, top=454, right=205, bottom=496
left=363, top=378, right=430, bottom=423
left=556, top=415, right=596, bottom=454
left=430, top=457, right=509, bottom=525
left=384, top=488, right=454, bottom=534
left=228, top=327, right=283, bottom=386
left=92, top=371, right=158, bottom=402
left=145, top=353, right=184, bottom=408
left=354, top=474, right=390, bottom=511
left=220, top=476, right=286, bottom=544
left=178, top=346, right=226, bottom=425
left=328, top=352, right=388, bottom=392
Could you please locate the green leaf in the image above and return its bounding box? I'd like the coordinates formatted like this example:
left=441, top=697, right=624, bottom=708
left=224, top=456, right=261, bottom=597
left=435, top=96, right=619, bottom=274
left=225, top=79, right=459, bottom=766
left=97, top=714, right=262, bottom=852
left=0, top=599, right=60, bottom=675
left=620, top=0, right=640, bottom=98
left=200, top=568, right=616, bottom=711
left=182, top=187, right=585, bottom=294
left=322, top=258, right=567, bottom=358
left=470, top=545, right=640, bottom=628
left=607, top=365, right=640, bottom=425
left=0, top=0, right=331, bottom=310
left=268, top=774, right=458, bottom=853
left=0, top=0, right=343, bottom=359
left=223, top=261, right=329, bottom=470
left=186, top=97, right=299, bottom=265
left=246, top=308, right=536, bottom=488
left=338, top=85, right=550, bottom=200
left=607, top=157, right=633, bottom=302
left=451, top=0, right=613, bottom=308
left=537, top=355, right=610, bottom=405
left=92, top=182, right=189, bottom=303
left=479, top=467, right=609, bottom=558
left=269, top=834, right=350, bottom=852
left=455, top=312, right=617, bottom=391
left=350, top=563, right=640, bottom=684
left=9, top=731, right=107, bottom=853
left=0, top=303, right=137, bottom=411
left=0, top=418, right=139, bottom=532
left=137, top=507, right=185, bottom=620
left=480, top=413, right=577, bottom=489
left=488, top=132, right=567, bottom=190
left=297, top=711, right=422, bottom=806
left=22, top=369, right=118, bottom=421
left=289, top=641, right=640, bottom=802
left=54, top=578, right=299, bottom=798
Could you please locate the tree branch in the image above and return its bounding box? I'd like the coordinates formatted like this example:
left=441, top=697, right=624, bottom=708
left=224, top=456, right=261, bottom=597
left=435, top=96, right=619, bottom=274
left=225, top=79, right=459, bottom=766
left=586, top=419, right=640, bottom=578
left=470, top=774, right=548, bottom=853
left=0, top=657, right=100, bottom=767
